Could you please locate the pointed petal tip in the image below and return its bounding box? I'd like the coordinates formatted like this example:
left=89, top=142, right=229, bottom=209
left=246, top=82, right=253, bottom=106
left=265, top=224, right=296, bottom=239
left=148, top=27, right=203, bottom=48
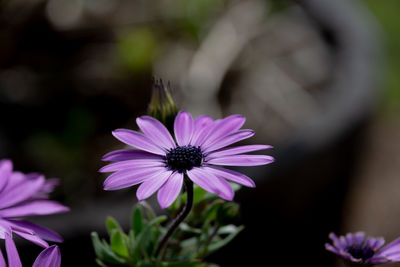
left=159, top=203, right=168, bottom=209
left=98, top=166, right=108, bottom=173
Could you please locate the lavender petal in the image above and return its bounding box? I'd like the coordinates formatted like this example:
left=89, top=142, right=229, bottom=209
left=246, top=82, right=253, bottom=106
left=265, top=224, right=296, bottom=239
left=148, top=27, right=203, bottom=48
left=0, top=201, right=69, bottom=218
left=8, top=220, right=63, bottom=243
left=187, top=167, right=234, bottom=201
left=207, top=155, right=274, bottom=166
left=157, top=172, right=183, bottom=209
left=202, top=130, right=255, bottom=153
left=200, top=115, right=245, bottom=148
left=99, top=159, right=165, bottom=173
left=102, top=149, right=162, bottom=162
left=137, top=116, right=176, bottom=150
left=206, top=145, right=273, bottom=159
left=33, top=245, right=61, bottom=267
left=190, top=115, right=213, bottom=146
left=5, top=234, right=22, bottom=267
left=112, top=129, right=166, bottom=156
left=0, top=175, right=45, bottom=209
left=0, top=160, right=12, bottom=193
left=174, top=111, right=194, bottom=146
left=103, top=166, right=165, bottom=190
left=203, top=166, right=255, bottom=188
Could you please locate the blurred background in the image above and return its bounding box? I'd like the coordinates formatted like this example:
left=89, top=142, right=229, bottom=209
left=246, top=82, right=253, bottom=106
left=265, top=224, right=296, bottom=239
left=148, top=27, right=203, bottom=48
left=0, top=0, right=399, bottom=266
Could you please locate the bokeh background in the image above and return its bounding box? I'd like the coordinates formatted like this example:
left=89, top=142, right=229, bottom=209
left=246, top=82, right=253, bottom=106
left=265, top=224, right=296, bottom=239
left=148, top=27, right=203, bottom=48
left=0, top=0, right=399, bottom=266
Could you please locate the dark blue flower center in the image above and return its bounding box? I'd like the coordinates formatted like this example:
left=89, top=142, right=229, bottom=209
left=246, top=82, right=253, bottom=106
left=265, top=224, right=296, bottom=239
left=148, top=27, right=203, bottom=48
left=347, top=245, right=376, bottom=262
left=166, top=145, right=203, bottom=173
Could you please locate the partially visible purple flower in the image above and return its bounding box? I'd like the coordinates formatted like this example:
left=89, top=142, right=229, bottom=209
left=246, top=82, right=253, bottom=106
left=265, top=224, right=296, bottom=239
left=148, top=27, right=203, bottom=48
left=0, top=240, right=61, bottom=267
left=101, top=111, right=274, bottom=208
left=32, top=245, right=61, bottom=267
left=0, top=159, right=69, bottom=266
left=326, top=232, right=400, bottom=265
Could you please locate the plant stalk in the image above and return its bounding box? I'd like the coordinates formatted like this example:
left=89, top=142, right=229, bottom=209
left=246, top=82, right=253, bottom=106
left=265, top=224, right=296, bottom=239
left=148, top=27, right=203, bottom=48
left=155, top=178, right=194, bottom=258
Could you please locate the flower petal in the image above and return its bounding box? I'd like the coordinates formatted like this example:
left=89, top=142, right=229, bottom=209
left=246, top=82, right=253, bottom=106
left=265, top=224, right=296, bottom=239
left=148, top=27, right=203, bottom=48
left=174, top=111, right=194, bottom=146
left=0, top=248, right=6, bottom=267
left=136, top=170, right=172, bottom=201
left=13, top=230, right=48, bottom=248
left=112, top=129, right=166, bottom=155
left=0, top=219, right=12, bottom=239
left=206, top=145, right=273, bottom=158
left=8, top=220, right=63, bottom=243
left=103, top=166, right=165, bottom=190
left=33, top=245, right=61, bottom=267
left=375, top=237, right=400, bottom=258
left=366, top=237, right=385, bottom=251
left=200, top=115, right=245, bottom=148
left=157, top=172, right=183, bottom=209
left=202, top=130, right=255, bottom=153
left=325, top=243, right=341, bottom=255
left=328, top=232, right=344, bottom=249
left=102, top=149, right=162, bottom=162
left=367, top=256, right=393, bottom=264
left=190, top=115, right=213, bottom=146
left=0, top=160, right=12, bottom=193
left=137, top=116, right=176, bottom=150
left=99, top=159, right=165, bottom=173
left=0, top=201, right=69, bottom=218
left=5, top=234, right=22, bottom=267
left=0, top=175, right=45, bottom=209
left=353, top=232, right=366, bottom=246
left=187, top=168, right=233, bottom=201
left=203, top=166, right=255, bottom=188
left=207, top=155, right=274, bottom=166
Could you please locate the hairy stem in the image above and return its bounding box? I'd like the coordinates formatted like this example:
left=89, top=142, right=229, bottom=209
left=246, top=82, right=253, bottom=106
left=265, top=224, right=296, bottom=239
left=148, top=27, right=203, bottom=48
left=155, top=178, right=194, bottom=258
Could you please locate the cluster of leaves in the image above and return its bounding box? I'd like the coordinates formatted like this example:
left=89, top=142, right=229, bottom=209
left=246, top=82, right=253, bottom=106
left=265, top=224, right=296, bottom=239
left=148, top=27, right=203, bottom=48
left=91, top=185, right=243, bottom=267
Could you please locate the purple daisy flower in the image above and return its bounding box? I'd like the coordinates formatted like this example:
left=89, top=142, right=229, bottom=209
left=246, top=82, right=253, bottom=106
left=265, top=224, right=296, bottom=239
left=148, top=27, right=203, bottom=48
left=0, top=159, right=69, bottom=267
left=32, top=245, right=61, bottom=267
left=326, top=232, right=400, bottom=265
left=101, top=111, right=274, bottom=208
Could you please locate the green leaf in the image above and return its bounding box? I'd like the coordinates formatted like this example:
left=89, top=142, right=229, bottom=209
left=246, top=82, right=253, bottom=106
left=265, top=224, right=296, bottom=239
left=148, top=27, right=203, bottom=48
left=132, top=205, right=144, bottom=237
left=110, top=229, right=129, bottom=258
left=137, top=262, right=158, bottom=267
left=203, top=200, right=224, bottom=223
left=135, top=215, right=168, bottom=258
left=160, top=260, right=205, bottom=267
left=95, top=259, right=108, bottom=267
left=91, top=232, right=127, bottom=264
left=179, top=237, right=198, bottom=259
left=106, top=216, right=122, bottom=236
left=208, top=225, right=244, bottom=254
left=140, top=201, right=156, bottom=220
left=179, top=223, right=201, bottom=234
left=217, top=225, right=238, bottom=235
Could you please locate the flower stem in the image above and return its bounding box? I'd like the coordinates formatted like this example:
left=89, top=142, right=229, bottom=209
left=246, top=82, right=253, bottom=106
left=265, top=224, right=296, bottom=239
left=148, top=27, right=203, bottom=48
left=155, top=178, right=194, bottom=259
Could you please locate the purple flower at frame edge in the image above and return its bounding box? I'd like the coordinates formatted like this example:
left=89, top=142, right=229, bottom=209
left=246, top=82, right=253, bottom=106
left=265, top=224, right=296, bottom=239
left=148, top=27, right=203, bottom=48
left=101, top=111, right=274, bottom=208
left=0, top=159, right=69, bottom=266
left=326, top=232, right=400, bottom=265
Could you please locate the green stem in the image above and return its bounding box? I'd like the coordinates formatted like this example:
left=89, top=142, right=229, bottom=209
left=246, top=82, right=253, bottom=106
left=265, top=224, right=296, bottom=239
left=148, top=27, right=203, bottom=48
left=155, top=179, right=194, bottom=259
left=197, top=225, right=219, bottom=258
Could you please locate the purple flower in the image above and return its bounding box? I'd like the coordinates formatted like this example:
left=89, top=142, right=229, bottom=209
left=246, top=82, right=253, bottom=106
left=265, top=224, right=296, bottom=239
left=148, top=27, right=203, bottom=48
left=326, top=232, right=400, bottom=265
left=32, top=245, right=61, bottom=267
left=0, top=159, right=69, bottom=266
left=101, top=111, right=274, bottom=208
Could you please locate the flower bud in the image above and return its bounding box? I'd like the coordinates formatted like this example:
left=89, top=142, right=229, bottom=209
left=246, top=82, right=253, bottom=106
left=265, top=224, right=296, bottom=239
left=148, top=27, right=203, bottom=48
left=148, top=78, right=178, bottom=131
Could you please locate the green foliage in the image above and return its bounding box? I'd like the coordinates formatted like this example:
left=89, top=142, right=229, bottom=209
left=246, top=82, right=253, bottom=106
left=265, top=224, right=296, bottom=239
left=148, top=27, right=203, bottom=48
left=92, top=187, right=243, bottom=267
